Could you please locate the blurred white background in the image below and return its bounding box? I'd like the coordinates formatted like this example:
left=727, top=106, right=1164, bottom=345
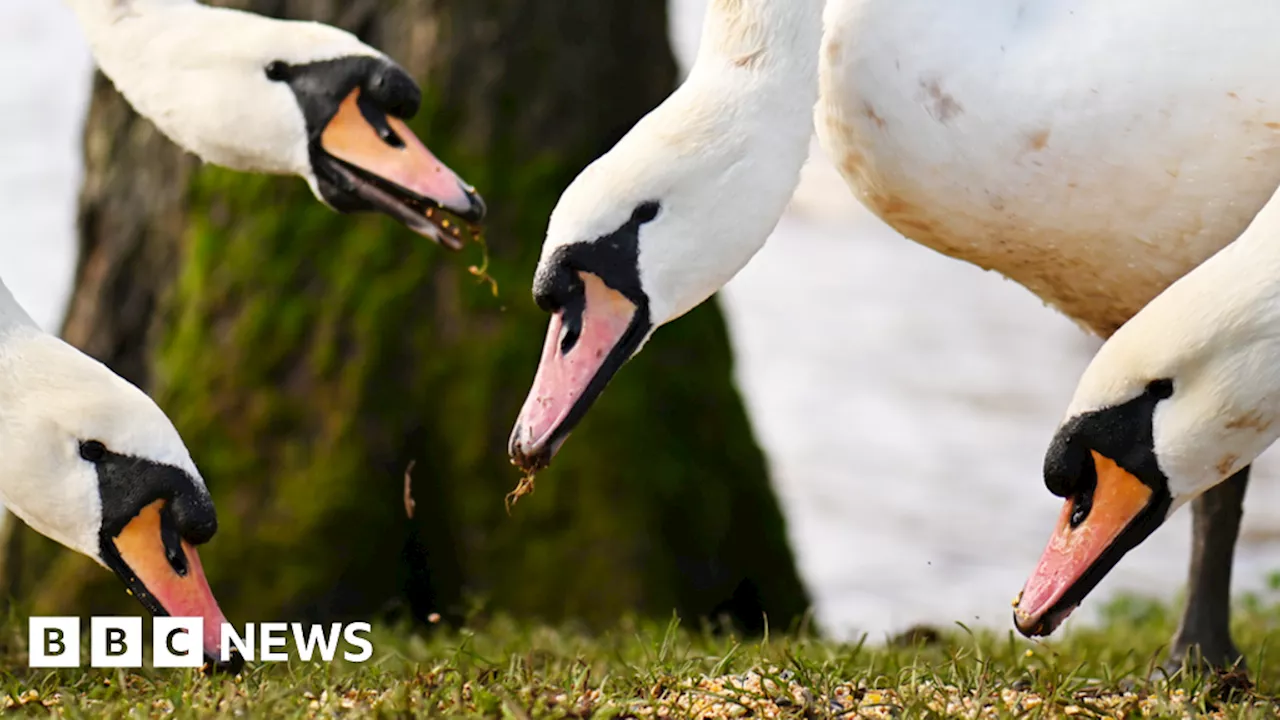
left=5, top=0, right=1280, bottom=639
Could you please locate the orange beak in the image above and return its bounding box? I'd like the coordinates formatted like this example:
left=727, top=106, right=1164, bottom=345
left=106, top=500, right=239, bottom=671
left=317, top=88, right=485, bottom=247
left=1014, top=451, right=1164, bottom=636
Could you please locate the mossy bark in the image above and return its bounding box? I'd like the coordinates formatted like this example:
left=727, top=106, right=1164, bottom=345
left=3, top=0, right=808, bottom=630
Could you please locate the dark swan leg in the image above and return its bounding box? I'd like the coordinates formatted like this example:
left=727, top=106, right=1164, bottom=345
left=1167, top=466, right=1249, bottom=672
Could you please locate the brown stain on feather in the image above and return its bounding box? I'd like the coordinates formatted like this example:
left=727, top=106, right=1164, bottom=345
left=863, top=102, right=886, bottom=130
left=850, top=181, right=1187, bottom=337
left=1217, top=454, right=1240, bottom=477
left=732, top=48, right=764, bottom=68
left=820, top=90, right=1245, bottom=338
left=919, top=80, right=964, bottom=124
left=825, top=38, right=843, bottom=63
left=1025, top=129, right=1051, bottom=152
left=839, top=150, right=865, bottom=178
left=711, top=0, right=766, bottom=65
left=1226, top=410, right=1271, bottom=432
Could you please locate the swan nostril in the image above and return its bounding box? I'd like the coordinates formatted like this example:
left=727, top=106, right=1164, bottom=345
left=559, top=306, right=583, bottom=354
left=354, top=93, right=406, bottom=149
left=378, top=124, right=404, bottom=149
left=159, top=506, right=189, bottom=577
left=1069, top=493, right=1091, bottom=528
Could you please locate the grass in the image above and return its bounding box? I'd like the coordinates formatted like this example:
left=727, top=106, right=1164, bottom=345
left=0, top=592, right=1278, bottom=718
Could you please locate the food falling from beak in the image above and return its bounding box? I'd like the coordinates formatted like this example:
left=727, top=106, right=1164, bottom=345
left=508, top=272, right=640, bottom=474
left=505, top=474, right=537, bottom=514
left=109, top=500, right=240, bottom=672
left=1014, top=452, right=1156, bottom=637
left=320, top=88, right=485, bottom=248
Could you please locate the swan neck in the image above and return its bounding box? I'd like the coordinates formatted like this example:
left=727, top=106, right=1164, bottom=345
left=63, top=0, right=110, bottom=29
left=64, top=0, right=194, bottom=31
left=695, top=0, right=823, bottom=79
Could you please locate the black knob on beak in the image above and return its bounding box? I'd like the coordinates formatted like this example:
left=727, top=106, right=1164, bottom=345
left=170, top=485, right=218, bottom=546
left=366, top=61, right=421, bottom=119
left=1043, top=432, right=1089, bottom=498
left=532, top=258, right=585, bottom=314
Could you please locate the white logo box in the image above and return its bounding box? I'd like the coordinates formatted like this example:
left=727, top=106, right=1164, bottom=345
left=29, top=617, right=204, bottom=668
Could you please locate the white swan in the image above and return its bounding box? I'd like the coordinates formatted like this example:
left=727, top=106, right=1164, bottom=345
left=507, top=0, right=1280, bottom=666
left=64, top=0, right=485, bottom=247
left=1015, top=182, right=1280, bottom=644
left=0, top=276, right=236, bottom=668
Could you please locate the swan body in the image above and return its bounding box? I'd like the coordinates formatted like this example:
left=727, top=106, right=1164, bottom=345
left=64, top=0, right=484, bottom=246
left=1015, top=183, right=1280, bottom=639
left=818, top=0, right=1280, bottom=335
left=0, top=277, right=234, bottom=667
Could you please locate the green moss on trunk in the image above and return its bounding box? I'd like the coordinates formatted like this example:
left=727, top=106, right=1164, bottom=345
left=3, top=0, right=808, bottom=630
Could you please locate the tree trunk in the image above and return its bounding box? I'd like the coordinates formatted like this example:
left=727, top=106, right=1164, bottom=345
left=5, top=0, right=808, bottom=631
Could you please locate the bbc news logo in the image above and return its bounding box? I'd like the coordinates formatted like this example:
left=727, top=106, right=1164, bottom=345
left=28, top=617, right=373, bottom=668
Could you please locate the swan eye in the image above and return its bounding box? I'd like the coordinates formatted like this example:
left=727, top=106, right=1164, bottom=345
left=264, top=61, right=290, bottom=81
left=632, top=201, right=660, bottom=225
left=79, top=440, right=107, bottom=463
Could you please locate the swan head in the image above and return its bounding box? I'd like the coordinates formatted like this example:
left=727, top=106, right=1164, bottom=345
left=1012, top=253, right=1280, bottom=638
left=86, top=5, right=484, bottom=247
left=263, top=51, right=487, bottom=248
left=0, top=331, right=239, bottom=671
left=506, top=75, right=811, bottom=471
